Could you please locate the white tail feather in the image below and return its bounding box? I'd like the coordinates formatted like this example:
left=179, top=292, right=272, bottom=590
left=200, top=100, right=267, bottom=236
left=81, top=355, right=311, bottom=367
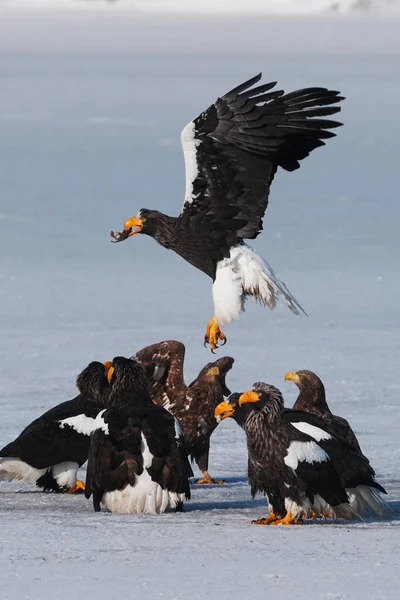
left=102, top=435, right=184, bottom=514
left=0, top=457, right=79, bottom=490
left=311, top=486, right=392, bottom=521
left=0, top=457, right=46, bottom=483
left=213, top=243, right=306, bottom=327
left=346, top=486, right=394, bottom=519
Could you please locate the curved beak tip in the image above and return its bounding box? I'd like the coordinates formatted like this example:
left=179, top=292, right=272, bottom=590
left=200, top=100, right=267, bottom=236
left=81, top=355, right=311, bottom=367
left=214, top=402, right=234, bottom=421
left=284, top=371, right=300, bottom=383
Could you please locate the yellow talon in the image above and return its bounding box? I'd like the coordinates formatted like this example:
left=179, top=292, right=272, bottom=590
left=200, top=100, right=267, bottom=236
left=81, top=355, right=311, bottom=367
left=195, top=471, right=226, bottom=485
left=68, top=480, right=86, bottom=494
left=204, top=317, right=226, bottom=353
left=252, top=512, right=278, bottom=525
left=270, top=512, right=298, bottom=526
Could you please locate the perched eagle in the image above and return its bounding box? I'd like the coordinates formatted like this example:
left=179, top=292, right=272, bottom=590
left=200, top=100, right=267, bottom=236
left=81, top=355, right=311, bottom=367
left=133, top=340, right=234, bottom=484
left=215, top=383, right=389, bottom=524
left=0, top=361, right=111, bottom=493
left=284, top=370, right=362, bottom=452
left=85, top=357, right=192, bottom=514
left=111, top=73, right=344, bottom=351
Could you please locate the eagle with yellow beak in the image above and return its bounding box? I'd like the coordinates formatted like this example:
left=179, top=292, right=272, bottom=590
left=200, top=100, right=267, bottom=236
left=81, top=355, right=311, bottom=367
left=111, top=73, right=343, bottom=351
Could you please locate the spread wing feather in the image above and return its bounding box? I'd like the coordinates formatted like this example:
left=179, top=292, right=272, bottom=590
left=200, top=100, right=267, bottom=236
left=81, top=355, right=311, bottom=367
left=179, top=73, right=343, bottom=263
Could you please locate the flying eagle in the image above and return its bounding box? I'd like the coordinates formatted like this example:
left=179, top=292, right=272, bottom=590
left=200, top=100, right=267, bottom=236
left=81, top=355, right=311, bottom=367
left=85, top=357, right=192, bottom=514
left=284, top=369, right=362, bottom=451
left=133, top=339, right=234, bottom=484
left=0, top=361, right=111, bottom=493
left=215, top=383, right=389, bottom=524
left=111, top=73, right=344, bottom=351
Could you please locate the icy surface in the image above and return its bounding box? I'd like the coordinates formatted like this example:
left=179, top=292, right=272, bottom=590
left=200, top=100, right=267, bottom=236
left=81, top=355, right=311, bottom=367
left=2, top=0, right=400, bottom=15
left=0, top=8, right=399, bottom=600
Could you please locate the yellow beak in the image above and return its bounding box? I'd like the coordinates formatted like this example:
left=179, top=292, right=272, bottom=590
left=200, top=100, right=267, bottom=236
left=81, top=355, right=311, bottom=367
left=214, top=401, right=235, bottom=421
left=103, top=361, right=114, bottom=382
left=284, top=371, right=301, bottom=384
left=238, top=391, right=260, bottom=406
left=123, top=216, right=144, bottom=237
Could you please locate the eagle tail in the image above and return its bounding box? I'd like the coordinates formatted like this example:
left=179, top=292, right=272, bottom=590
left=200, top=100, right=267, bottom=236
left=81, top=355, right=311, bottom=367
left=213, top=243, right=306, bottom=327
left=346, top=485, right=394, bottom=520
left=256, top=255, right=307, bottom=317
left=0, top=457, right=45, bottom=483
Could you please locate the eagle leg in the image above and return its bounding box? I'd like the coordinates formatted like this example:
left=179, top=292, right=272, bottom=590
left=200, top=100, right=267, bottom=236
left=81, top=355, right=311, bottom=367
left=204, top=317, right=226, bottom=353
left=195, top=470, right=226, bottom=485
left=67, top=480, right=86, bottom=494
left=252, top=512, right=278, bottom=525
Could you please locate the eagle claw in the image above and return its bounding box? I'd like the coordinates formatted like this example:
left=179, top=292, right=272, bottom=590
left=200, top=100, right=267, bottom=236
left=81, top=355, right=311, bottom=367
left=204, top=318, right=227, bottom=352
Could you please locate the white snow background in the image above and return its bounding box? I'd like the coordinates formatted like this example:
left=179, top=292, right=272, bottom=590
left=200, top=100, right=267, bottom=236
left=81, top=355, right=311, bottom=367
left=0, top=4, right=399, bottom=600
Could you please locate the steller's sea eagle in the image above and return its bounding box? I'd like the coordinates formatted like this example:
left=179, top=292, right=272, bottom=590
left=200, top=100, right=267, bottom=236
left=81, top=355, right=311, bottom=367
left=284, top=369, right=362, bottom=452
left=0, top=361, right=112, bottom=493
left=85, top=357, right=192, bottom=514
left=215, top=383, right=389, bottom=524
left=111, top=74, right=344, bottom=351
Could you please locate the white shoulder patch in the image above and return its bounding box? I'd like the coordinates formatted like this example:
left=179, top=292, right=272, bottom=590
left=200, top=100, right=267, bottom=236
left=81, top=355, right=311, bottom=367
left=291, top=422, right=332, bottom=442
left=181, top=120, right=200, bottom=208
left=58, top=409, right=108, bottom=436
left=93, top=409, right=109, bottom=434
left=284, top=441, right=329, bottom=471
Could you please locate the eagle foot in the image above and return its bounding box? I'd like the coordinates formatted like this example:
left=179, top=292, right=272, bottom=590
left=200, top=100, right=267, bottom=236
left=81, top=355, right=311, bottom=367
left=204, top=317, right=226, bottom=353
left=252, top=512, right=299, bottom=526
left=269, top=512, right=298, bottom=526
left=307, top=508, right=330, bottom=520
left=195, top=471, right=226, bottom=485
left=68, top=480, right=86, bottom=494
left=252, top=512, right=277, bottom=525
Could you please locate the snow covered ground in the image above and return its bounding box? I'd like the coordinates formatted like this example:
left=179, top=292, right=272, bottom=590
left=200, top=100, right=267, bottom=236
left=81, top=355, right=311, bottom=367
left=0, top=6, right=399, bottom=600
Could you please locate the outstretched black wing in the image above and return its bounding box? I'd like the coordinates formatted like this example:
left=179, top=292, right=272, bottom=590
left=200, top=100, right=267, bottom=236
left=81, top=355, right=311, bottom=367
left=179, top=73, right=343, bottom=263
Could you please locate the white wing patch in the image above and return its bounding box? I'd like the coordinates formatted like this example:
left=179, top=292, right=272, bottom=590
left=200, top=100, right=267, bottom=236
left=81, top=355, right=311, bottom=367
left=181, top=120, right=201, bottom=208
left=284, top=441, right=329, bottom=471
left=213, top=242, right=306, bottom=327
left=291, top=422, right=332, bottom=442
left=58, top=409, right=108, bottom=436
left=93, top=409, right=109, bottom=434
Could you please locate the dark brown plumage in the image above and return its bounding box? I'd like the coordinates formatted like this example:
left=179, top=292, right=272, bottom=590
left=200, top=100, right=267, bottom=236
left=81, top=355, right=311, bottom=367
left=134, top=340, right=234, bottom=484
left=215, top=383, right=388, bottom=524
left=284, top=370, right=362, bottom=452
left=85, top=356, right=193, bottom=513
left=111, top=73, right=344, bottom=351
